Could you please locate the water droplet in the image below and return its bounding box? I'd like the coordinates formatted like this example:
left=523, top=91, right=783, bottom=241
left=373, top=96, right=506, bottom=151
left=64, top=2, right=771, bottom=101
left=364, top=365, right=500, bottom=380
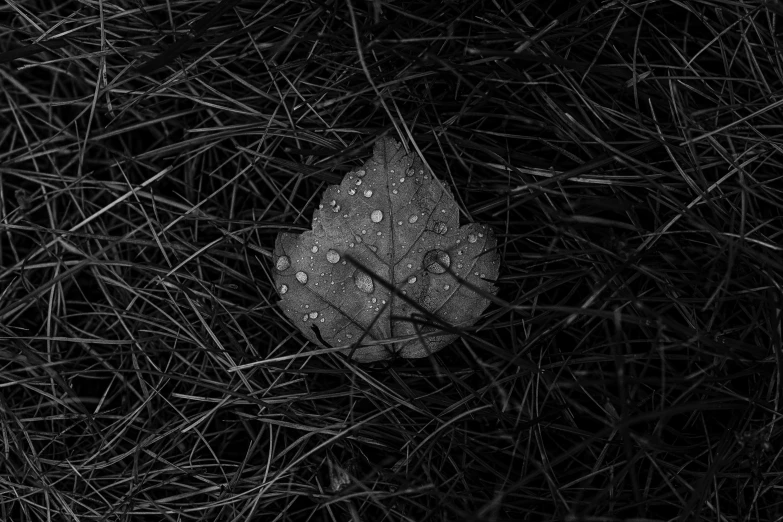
left=311, top=246, right=318, bottom=253
left=371, top=210, right=383, bottom=223
left=348, top=189, right=356, bottom=195
left=434, top=222, right=448, bottom=235
left=408, top=276, right=417, bottom=284
left=333, top=204, right=341, bottom=213
left=329, top=200, right=336, bottom=206
left=468, top=233, right=477, bottom=243
left=355, top=179, right=362, bottom=186
left=423, top=250, right=451, bottom=274
left=397, top=221, right=403, bottom=226
left=444, top=284, right=450, bottom=291
left=399, top=177, right=405, bottom=183
left=354, top=271, right=374, bottom=293
left=309, top=311, right=318, bottom=319
left=276, top=256, right=291, bottom=271
left=326, top=250, right=340, bottom=263
left=296, top=271, right=308, bottom=284
left=356, top=169, right=365, bottom=177
left=364, top=189, right=373, bottom=198
left=392, top=189, right=398, bottom=194
left=408, top=215, right=418, bottom=224
left=303, top=314, right=309, bottom=322
left=280, top=284, right=288, bottom=294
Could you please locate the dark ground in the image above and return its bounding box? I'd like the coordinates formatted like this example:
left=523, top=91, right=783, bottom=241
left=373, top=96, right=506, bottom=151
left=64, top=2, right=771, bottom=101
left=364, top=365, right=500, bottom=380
left=1, top=1, right=782, bottom=521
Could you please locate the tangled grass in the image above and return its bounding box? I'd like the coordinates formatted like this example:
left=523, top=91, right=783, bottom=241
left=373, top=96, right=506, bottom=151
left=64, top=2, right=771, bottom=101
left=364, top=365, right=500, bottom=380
left=1, top=1, right=782, bottom=520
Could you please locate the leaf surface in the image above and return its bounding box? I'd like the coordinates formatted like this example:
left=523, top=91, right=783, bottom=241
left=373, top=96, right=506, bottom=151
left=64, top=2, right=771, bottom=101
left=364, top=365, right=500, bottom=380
left=273, top=138, right=499, bottom=362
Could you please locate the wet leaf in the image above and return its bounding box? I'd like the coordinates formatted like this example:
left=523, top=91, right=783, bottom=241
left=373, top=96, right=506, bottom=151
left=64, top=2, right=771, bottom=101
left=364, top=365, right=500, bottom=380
left=273, top=137, right=499, bottom=362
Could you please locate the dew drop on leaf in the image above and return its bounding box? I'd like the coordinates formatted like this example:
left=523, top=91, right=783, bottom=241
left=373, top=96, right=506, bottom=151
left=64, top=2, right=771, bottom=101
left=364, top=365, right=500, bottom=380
left=354, top=271, right=374, bottom=293
left=326, top=250, right=340, bottom=264
left=423, top=249, right=451, bottom=274
left=276, top=256, right=291, bottom=271
left=273, top=137, right=499, bottom=362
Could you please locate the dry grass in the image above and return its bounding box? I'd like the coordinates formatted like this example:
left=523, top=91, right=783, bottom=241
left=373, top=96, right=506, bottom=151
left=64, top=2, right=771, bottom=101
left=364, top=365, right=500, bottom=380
left=1, top=0, right=782, bottom=521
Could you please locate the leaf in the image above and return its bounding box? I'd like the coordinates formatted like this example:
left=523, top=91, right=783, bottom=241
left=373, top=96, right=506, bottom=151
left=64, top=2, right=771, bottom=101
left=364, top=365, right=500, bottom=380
left=273, top=137, right=499, bottom=362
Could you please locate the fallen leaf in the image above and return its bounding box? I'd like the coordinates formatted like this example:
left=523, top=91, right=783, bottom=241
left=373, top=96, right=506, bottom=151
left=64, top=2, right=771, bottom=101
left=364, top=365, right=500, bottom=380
left=273, top=137, right=499, bottom=362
